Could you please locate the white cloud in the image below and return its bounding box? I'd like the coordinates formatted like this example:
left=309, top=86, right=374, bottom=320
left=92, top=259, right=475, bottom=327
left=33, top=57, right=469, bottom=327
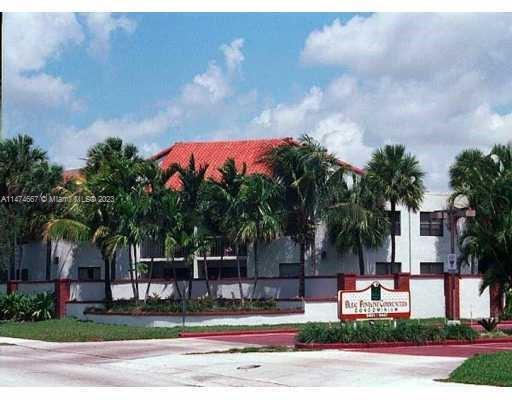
left=220, top=38, right=245, bottom=74
left=51, top=106, right=182, bottom=168
left=181, top=62, right=232, bottom=106
left=83, top=13, right=137, bottom=59
left=250, top=14, right=512, bottom=191
left=4, top=13, right=84, bottom=111
left=52, top=37, right=247, bottom=167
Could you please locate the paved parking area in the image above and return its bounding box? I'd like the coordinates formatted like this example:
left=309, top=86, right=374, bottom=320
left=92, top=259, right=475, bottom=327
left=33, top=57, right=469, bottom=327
left=0, top=335, right=467, bottom=387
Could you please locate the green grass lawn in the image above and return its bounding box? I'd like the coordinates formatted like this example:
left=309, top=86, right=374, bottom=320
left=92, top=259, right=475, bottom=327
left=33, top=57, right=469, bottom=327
left=447, top=352, right=512, bottom=386
left=0, top=317, right=449, bottom=343
left=0, top=319, right=306, bottom=342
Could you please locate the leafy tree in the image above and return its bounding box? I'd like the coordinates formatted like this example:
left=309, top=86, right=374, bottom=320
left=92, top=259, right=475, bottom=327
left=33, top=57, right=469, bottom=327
left=0, top=135, right=62, bottom=280
left=449, top=144, right=512, bottom=303
left=46, top=138, right=143, bottom=304
left=366, top=144, right=425, bottom=269
left=168, top=154, right=208, bottom=299
left=326, top=173, right=389, bottom=275
left=262, top=135, right=339, bottom=297
left=235, top=173, right=282, bottom=299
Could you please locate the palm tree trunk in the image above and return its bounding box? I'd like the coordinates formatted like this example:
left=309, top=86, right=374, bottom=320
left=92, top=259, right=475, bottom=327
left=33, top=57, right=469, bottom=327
left=145, top=256, right=154, bottom=302
left=310, top=230, right=317, bottom=275
left=236, top=244, right=245, bottom=307
left=133, top=244, right=140, bottom=302
left=357, top=235, right=365, bottom=275
left=217, top=238, right=224, bottom=280
left=298, top=241, right=306, bottom=298
left=17, top=243, right=23, bottom=280
left=9, top=226, right=15, bottom=280
left=45, top=239, right=52, bottom=281
left=171, top=256, right=182, bottom=299
left=203, top=252, right=211, bottom=297
left=250, top=241, right=259, bottom=301
left=128, top=242, right=137, bottom=300
left=390, top=201, right=396, bottom=270
left=103, top=253, right=113, bottom=306
left=187, top=260, right=193, bottom=300
left=111, top=251, right=117, bottom=281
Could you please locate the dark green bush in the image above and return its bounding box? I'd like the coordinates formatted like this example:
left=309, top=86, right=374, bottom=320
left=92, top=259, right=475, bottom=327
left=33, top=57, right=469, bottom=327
left=296, top=320, right=479, bottom=344
left=0, top=292, right=55, bottom=321
left=105, top=296, right=279, bottom=314
left=444, top=323, right=478, bottom=341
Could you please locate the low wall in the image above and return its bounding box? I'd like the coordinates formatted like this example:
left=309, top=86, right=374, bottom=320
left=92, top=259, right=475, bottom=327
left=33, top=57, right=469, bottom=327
left=460, top=277, right=490, bottom=319
left=16, top=281, right=54, bottom=295
left=70, top=281, right=104, bottom=302
left=76, top=299, right=338, bottom=327
left=0, top=283, right=6, bottom=295
left=410, top=277, right=445, bottom=319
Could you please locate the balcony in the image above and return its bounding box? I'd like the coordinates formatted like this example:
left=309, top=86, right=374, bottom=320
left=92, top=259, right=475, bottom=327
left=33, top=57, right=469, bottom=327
left=139, top=237, right=247, bottom=260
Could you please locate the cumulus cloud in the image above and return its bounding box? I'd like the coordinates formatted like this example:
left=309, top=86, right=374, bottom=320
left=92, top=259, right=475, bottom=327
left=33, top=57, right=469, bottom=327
left=4, top=13, right=84, bottom=111
left=50, top=106, right=182, bottom=167
left=83, top=13, right=137, bottom=59
left=220, top=38, right=245, bottom=74
left=52, top=37, right=247, bottom=167
left=254, top=14, right=512, bottom=191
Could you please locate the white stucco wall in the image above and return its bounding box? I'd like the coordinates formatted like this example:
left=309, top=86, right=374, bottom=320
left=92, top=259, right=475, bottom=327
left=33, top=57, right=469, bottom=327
left=0, top=284, right=6, bottom=295
left=460, top=277, right=490, bottom=319
left=77, top=299, right=338, bottom=327
left=16, top=281, right=55, bottom=295
left=71, top=281, right=105, bottom=302
left=410, top=277, right=445, bottom=319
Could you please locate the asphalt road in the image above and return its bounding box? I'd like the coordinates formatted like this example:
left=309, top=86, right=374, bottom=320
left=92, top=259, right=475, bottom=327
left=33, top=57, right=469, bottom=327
left=0, top=335, right=471, bottom=387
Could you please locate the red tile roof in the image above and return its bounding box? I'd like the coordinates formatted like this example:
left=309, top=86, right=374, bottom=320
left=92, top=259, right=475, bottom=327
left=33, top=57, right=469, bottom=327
left=154, top=138, right=292, bottom=189
left=62, top=168, right=83, bottom=182
left=152, top=137, right=363, bottom=189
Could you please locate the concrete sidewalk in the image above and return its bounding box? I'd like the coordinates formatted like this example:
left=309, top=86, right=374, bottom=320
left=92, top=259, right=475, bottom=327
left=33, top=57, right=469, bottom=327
left=0, top=335, right=470, bottom=387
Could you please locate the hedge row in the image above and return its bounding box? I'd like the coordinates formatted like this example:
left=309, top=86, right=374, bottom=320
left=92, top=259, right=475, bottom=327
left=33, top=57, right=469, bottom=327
left=0, top=292, right=55, bottom=321
left=297, top=321, right=478, bottom=344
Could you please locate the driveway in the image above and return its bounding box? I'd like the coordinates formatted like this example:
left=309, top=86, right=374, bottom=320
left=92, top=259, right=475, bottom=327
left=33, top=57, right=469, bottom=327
left=0, top=335, right=468, bottom=387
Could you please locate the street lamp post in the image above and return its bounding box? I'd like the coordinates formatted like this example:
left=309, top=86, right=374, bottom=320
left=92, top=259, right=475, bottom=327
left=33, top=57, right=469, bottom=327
left=432, top=205, right=476, bottom=323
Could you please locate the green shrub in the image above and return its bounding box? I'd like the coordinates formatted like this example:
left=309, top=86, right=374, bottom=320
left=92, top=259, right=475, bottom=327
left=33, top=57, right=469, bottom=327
left=443, top=323, right=478, bottom=341
left=105, top=297, right=279, bottom=314
left=0, top=292, right=55, bottom=321
left=296, top=320, right=479, bottom=344
left=502, top=290, right=512, bottom=320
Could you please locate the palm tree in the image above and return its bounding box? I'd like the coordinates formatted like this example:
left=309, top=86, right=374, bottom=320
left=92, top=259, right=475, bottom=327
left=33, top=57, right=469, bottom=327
left=47, top=138, right=143, bottom=304
left=262, top=135, right=339, bottom=297
left=0, top=135, right=62, bottom=280
left=235, top=173, right=282, bottom=299
left=326, top=173, right=389, bottom=275
left=366, top=144, right=425, bottom=270
left=449, top=144, right=512, bottom=305
left=169, top=154, right=208, bottom=299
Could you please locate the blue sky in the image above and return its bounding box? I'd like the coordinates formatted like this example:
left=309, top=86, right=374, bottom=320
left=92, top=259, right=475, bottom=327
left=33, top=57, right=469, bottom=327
left=4, top=13, right=512, bottom=190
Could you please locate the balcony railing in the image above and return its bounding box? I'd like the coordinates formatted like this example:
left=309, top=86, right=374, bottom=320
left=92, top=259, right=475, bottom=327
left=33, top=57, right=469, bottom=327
left=140, top=237, right=247, bottom=259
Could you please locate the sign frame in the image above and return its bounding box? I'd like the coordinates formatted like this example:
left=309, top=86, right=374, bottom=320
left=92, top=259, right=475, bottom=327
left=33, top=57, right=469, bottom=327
left=338, top=281, right=411, bottom=321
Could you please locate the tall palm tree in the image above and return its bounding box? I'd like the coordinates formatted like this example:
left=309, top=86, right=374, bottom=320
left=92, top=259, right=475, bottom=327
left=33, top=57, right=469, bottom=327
left=366, top=144, right=425, bottom=269
left=169, top=154, right=208, bottom=299
left=47, top=138, right=143, bottom=304
left=235, top=173, right=282, bottom=299
left=262, top=135, right=339, bottom=297
left=0, top=135, right=62, bottom=280
left=326, top=173, right=389, bottom=275
left=449, top=144, right=512, bottom=303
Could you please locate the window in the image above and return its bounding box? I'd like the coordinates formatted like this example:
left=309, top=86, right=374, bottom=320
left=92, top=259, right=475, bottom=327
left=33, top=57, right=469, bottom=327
left=279, top=263, right=300, bottom=278
left=420, top=262, right=444, bottom=274
left=375, top=262, right=401, bottom=274
left=15, top=269, right=29, bottom=281
left=388, top=211, right=401, bottom=235
left=0, top=269, right=8, bottom=283
left=78, top=267, right=101, bottom=281
left=420, top=212, right=443, bottom=236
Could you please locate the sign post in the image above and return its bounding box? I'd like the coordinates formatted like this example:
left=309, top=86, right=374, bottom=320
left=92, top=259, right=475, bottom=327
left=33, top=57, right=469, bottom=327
left=338, top=281, right=411, bottom=321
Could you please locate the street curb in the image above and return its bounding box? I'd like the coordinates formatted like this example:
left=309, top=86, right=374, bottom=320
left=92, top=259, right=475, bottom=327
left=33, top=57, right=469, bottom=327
left=295, top=336, right=512, bottom=350
left=179, top=328, right=299, bottom=338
